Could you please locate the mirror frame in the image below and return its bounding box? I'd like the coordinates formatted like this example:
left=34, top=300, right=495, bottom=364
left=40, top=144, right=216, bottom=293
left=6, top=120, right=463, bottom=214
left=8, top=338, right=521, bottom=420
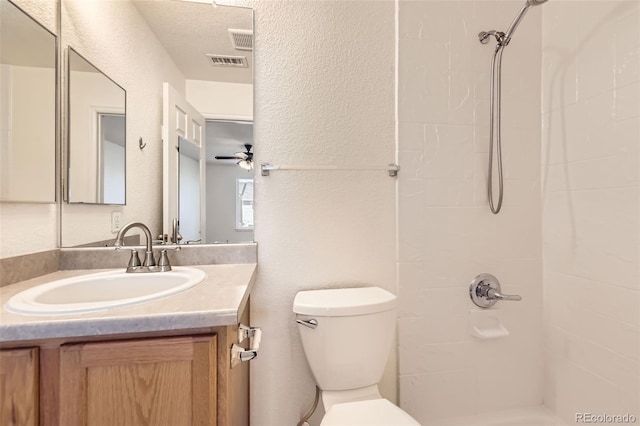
left=65, top=46, right=126, bottom=205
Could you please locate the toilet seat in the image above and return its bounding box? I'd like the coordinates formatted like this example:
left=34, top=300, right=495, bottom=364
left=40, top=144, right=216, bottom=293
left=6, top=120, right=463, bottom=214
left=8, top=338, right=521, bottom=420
left=321, top=398, right=420, bottom=426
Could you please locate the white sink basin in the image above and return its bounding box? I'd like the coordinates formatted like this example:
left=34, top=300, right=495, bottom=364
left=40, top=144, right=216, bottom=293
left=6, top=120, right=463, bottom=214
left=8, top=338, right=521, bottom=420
left=5, top=267, right=206, bottom=315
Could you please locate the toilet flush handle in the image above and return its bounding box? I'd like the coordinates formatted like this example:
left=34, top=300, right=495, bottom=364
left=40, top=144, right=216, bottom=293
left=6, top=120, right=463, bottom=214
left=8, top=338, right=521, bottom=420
left=296, top=319, right=318, bottom=329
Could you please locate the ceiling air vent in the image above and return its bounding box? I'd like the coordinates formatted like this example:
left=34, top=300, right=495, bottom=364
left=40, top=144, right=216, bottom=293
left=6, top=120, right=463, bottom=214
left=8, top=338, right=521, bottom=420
left=228, top=29, right=253, bottom=51
left=206, top=54, right=248, bottom=68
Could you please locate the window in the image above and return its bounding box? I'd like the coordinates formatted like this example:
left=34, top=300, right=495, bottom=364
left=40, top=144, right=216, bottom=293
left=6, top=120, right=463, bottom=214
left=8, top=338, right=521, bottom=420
left=236, top=178, right=254, bottom=230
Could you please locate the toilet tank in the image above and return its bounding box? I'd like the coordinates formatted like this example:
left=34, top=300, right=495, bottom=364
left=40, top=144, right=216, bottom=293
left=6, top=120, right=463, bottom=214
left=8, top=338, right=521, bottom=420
left=293, top=287, right=397, bottom=391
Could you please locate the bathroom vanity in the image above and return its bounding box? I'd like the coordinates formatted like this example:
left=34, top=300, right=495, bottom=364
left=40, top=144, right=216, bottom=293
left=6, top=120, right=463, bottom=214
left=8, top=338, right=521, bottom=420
left=0, top=264, right=256, bottom=426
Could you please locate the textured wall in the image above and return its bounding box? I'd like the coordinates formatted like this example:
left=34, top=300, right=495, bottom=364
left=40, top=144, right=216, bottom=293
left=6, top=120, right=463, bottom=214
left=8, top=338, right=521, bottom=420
left=542, top=0, right=640, bottom=421
left=397, top=1, right=543, bottom=423
left=0, top=0, right=58, bottom=259
left=1, top=66, right=56, bottom=203
left=60, top=0, right=185, bottom=246
left=251, top=1, right=396, bottom=425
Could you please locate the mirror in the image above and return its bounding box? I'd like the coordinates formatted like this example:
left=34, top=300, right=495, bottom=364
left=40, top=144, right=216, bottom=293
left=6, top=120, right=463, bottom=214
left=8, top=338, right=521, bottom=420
left=67, top=48, right=126, bottom=204
left=179, top=136, right=202, bottom=243
left=0, top=0, right=57, bottom=203
left=60, top=0, right=253, bottom=247
left=205, top=120, right=254, bottom=244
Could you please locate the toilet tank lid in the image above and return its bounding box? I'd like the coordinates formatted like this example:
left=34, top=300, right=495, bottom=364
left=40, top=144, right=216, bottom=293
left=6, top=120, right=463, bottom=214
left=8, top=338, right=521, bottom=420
left=293, top=287, right=397, bottom=316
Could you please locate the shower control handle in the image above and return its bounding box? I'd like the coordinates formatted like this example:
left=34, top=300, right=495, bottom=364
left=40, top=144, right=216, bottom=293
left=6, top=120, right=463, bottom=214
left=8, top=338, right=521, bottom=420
left=485, top=287, right=522, bottom=302
left=469, top=273, right=522, bottom=308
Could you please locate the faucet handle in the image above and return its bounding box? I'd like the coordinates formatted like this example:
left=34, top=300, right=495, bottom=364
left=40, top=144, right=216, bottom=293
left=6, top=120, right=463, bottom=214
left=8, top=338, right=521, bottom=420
left=158, top=247, right=180, bottom=271
left=142, top=250, right=156, bottom=267
left=127, top=250, right=141, bottom=269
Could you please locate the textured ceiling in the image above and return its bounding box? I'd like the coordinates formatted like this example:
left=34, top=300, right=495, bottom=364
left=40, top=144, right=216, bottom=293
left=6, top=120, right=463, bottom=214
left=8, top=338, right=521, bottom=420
left=132, top=0, right=253, bottom=84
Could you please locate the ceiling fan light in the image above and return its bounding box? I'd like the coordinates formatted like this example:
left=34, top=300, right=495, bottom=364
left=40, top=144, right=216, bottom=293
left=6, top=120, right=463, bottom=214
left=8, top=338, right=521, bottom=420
left=238, top=159, right=253, bottom=170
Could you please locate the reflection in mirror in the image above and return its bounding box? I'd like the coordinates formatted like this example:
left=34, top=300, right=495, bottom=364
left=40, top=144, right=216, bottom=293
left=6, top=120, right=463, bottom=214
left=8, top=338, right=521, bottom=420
left=154, top=0, right=253, bottom=245
left=98, top=113, right=125, bottom=204
left=0, top=0, right=56, bottom=203
left=179, top=136, right=202, bottom=244
left=162, top=82, right=206, bottom=244
left=236, top=178, right=254, bottom=229
left=67, top=48, right=126, bottom=205
left=60, top=0, right=253, bottom=247
left=206, top=120, right=253, bottom=244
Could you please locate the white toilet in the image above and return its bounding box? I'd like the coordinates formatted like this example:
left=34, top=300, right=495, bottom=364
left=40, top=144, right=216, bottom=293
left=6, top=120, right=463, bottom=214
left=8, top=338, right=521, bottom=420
left=293, top=287, right=420, bottom=426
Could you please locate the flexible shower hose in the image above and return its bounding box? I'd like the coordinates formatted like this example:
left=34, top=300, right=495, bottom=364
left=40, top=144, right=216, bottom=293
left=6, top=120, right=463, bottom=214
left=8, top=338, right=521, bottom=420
left=488, top=44, right=506, bottom=214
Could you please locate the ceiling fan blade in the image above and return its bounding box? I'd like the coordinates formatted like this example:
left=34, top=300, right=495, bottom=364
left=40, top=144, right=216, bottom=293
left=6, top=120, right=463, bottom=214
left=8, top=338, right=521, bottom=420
left=234, top=152, right=249, bottom=160
left=214, top=156, right=239, bottom=160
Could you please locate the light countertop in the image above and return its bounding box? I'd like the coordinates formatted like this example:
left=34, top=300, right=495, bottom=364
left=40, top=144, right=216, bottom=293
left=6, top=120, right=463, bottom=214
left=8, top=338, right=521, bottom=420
left=0, top=263, right=256, bottom=344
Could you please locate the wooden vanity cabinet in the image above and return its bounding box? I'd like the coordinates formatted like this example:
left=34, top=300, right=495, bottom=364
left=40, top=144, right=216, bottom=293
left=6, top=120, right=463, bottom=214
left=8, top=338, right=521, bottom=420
left=1, top=325, right=249, bottom=426
left=59, top=335, right=217, bottom=425
left=0, top=348, right=39, bottom=426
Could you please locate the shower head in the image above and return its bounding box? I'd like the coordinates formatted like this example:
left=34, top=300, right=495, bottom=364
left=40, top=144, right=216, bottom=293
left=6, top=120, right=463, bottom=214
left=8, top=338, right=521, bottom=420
left=502, top=0, right=548, bottom=45
left=478, top=0, right=548, bottom=46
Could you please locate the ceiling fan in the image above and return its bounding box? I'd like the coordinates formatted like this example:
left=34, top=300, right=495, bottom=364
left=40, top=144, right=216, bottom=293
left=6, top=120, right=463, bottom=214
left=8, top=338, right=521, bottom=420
left=214, top=144, right=253, bottom=170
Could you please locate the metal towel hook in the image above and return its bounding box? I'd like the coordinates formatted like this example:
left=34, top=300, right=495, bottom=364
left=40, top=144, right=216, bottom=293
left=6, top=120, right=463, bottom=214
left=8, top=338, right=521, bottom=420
left=138, top=137, right=146, bottom=150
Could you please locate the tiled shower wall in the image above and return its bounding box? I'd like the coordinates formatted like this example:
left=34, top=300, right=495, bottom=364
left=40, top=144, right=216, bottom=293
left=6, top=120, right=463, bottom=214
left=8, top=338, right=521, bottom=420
left=397, top=1, right=543, bottom=423
left=541, top=0, right=640, bottom=421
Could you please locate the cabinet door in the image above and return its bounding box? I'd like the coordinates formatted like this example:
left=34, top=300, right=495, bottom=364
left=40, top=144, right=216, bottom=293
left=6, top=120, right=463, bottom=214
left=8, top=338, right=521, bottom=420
left=59, top=335, right=217, bottom=426
left=0, top=348, right=39, bottom=426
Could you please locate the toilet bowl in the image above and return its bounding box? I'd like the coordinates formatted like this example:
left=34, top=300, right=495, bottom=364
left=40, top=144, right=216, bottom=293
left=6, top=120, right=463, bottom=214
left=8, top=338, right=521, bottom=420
left=293, top=287, right=420, bottom=426
left=323, top=398, right=419, bottom=426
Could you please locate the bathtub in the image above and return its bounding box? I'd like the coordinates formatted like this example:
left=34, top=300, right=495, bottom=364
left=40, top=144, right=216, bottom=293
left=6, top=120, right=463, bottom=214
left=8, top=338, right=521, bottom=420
left=424, top=406, right=568, bottom=426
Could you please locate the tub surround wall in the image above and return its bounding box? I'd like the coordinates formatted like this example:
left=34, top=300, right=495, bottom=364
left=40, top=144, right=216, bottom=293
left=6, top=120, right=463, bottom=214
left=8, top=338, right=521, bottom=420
left=397, top=1, right=543, bottom=423
left=541, top=1, right=640, bottom=420
left=251, top=1, right=396, bottom=424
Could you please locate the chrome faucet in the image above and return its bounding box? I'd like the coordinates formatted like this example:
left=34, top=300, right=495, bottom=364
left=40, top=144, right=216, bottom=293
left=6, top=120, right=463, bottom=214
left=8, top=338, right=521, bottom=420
left=114, top=222, right=179, bottom=273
